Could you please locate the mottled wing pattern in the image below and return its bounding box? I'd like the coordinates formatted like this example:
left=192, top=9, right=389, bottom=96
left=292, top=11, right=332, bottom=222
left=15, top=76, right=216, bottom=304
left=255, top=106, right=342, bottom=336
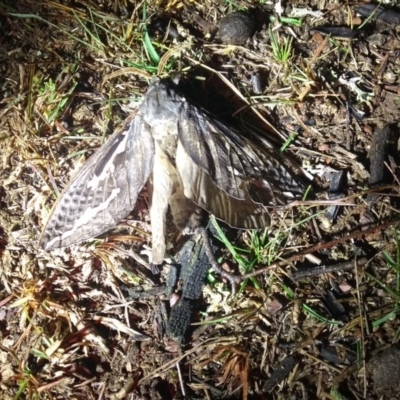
left=40, top=113, right=154, bottom=250
left=176, top=140, right=270, bottom=229
left=178, top=104, right=304, bottom=208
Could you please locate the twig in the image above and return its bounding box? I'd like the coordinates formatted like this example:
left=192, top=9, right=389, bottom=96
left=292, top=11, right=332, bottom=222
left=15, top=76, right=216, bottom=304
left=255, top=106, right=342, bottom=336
left=201, top=229, right=241, bottom=294
left=191, top=377, right=224, bottom=396
left=290, top=257, right=368, bottom=281
left=176, top=362, right=186, bottom=397
left=354, top=261, right=368, bottom=399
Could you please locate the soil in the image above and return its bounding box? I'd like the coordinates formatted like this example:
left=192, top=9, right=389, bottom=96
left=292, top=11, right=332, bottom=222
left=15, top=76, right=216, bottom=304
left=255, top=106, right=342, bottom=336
left=1, top=0, right=400, bottom=399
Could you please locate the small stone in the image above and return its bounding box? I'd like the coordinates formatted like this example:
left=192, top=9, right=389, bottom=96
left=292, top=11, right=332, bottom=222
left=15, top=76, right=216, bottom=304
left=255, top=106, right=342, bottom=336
left=366, top=33, right=387, bottom=47
left=218, top=12, right=255, bottom=45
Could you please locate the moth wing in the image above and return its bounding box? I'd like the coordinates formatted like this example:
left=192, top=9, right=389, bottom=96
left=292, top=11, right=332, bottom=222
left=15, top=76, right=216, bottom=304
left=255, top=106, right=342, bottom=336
left=40, top=114, right=154, bottom=250
left=178, top=105, right=303, bottom=206
left=176, top=141, right=270, bottom=229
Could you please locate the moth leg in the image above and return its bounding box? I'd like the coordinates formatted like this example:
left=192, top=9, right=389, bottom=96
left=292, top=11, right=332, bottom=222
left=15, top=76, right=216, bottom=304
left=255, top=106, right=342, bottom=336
left=169, top=188, right=204, bottom=235
left=150, top=144, right=175, bottom=265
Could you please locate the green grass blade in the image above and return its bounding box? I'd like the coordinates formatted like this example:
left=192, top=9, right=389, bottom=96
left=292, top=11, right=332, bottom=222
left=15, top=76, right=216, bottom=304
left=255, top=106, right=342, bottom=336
left=141, top=1, right=160, bottom=65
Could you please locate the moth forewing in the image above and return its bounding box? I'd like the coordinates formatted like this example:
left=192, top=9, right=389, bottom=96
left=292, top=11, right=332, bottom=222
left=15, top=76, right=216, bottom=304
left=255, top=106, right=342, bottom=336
left=39, top=112, right=155, bottom=250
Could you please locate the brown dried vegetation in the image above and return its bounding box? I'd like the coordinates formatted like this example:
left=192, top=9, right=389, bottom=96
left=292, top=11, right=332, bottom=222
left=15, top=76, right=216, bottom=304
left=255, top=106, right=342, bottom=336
left=1, top=0, right=400, bottom=399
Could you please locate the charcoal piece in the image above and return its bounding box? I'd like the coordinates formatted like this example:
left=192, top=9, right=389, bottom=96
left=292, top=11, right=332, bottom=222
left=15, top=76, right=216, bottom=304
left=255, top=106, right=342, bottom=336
left=311, top=26, right=357, bottom=39
left=319, top=346, right=342, bottom=365
left=323, top=290, right=348, bottom=322
left=329, top=170, right=345, bottom=195
left=218, top=12, right=255, bottom=45
left=369, top=125, right=395, bottom=187
left=165, top=234, right=205, bottom=343
left=348, top=105, right=367, bottom=120
left=165, top=265, right=179, bottom=298
left=167, top=231, right=208, bottom=301
left=326, top=170, right=346, bottom=222
left=358, top=3, right=400, bottom=25
left=165, top=224, right=231, bottom=343
left=262, top=355, right=298, bottom=392
left=167, top=298, right=195, bottom=343
left=367, top=124, right=399, bottom=203
left=180, top=241, right=209, bottom=300
left=251, top=71, right=264, bottom=95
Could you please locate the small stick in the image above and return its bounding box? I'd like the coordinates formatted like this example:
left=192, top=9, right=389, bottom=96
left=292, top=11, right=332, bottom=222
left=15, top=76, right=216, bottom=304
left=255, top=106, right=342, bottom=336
left=176, top=362, right=186, bottom=397
left=290, top=257, right=368, bottom=281
left=201, top=229, right=241, bottom=294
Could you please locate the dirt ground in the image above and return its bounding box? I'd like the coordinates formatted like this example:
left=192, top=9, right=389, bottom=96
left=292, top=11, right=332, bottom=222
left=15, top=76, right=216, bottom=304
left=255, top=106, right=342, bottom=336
left=1, top=0, right=400, bottom=399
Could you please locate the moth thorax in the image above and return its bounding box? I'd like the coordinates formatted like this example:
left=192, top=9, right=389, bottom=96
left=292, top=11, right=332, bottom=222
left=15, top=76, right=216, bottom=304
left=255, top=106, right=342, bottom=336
left=150, top=120, right=179, bottom=141
left=156, top=134, right=178, bottom=159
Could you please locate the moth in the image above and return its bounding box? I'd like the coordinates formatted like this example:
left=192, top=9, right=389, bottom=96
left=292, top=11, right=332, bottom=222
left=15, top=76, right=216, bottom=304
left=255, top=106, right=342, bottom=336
left=40, top=78, right=304, bottom=264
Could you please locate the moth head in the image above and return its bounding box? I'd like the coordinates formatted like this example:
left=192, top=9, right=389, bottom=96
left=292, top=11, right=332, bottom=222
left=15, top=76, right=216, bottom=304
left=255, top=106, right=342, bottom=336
left=141, top=79, right=184, bottom=129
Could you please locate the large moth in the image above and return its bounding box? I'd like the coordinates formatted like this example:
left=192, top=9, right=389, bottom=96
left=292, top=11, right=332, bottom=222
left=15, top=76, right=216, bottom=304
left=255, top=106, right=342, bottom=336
left=40, top=78, right=304, bottom=264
